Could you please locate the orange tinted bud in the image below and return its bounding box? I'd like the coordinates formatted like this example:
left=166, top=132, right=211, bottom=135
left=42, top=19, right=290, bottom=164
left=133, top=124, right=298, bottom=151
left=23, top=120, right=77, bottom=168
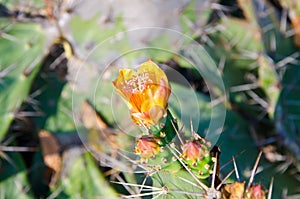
left=246, top=184, right=266, bottom=199
left=181, top=140, right=205, bottom=165
left=134, top=136, right=161, bottom=160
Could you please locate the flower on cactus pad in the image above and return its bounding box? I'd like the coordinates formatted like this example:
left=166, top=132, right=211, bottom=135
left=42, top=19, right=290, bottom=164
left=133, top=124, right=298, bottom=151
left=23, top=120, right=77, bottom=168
left=181, top=140, right=205, bottom=166
left=113, top=60, right=171, bottom=128
left=246, top=184, right=266, bottom=199
left=180, top=136, right=213, bottom=178
left=134, top=135, right=162, bottom=161
left=181, top=134, right=211, bottom=166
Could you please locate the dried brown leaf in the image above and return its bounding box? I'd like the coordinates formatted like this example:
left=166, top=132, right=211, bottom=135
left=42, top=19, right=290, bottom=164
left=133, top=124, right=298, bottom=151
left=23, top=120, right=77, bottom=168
left=38, top=130, right=61, bottom=187
left=221, top=181, right=245, bottom=199
left=81, top=100, right=119, bottom=152
left=81, top=100, right=108, bottom=129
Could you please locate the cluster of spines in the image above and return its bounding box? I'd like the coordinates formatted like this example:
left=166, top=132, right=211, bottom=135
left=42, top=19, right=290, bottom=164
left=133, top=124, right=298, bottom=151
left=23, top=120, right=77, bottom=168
left=128, top=112, right=273, bottom=199
left=133, top=110, right=214, bottom=179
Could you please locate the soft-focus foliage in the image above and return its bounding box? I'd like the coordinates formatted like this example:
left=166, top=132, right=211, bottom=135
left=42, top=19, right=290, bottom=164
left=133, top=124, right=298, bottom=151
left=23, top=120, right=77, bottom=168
left=0, top=0, right=300, bottom=198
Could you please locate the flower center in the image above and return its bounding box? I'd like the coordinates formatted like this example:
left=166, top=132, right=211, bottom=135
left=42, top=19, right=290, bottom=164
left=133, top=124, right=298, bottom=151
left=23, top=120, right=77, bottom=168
left=125, top=71, right=152, bottom=93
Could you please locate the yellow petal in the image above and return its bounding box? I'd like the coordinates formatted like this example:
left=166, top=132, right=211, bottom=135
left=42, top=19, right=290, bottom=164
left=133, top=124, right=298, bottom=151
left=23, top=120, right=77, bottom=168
left=113, top=60, right=171, bottom=127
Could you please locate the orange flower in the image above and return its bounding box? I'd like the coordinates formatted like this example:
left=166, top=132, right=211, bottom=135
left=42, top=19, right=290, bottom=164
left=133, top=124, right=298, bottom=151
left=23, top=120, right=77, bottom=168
left=113, top=61, right=171, bottom=127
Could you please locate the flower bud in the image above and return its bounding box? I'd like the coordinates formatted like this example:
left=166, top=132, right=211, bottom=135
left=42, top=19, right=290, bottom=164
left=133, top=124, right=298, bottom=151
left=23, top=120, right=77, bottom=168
left=246, top=184, right=266, bottom=199
left=134, top=136, right=161, bottom=161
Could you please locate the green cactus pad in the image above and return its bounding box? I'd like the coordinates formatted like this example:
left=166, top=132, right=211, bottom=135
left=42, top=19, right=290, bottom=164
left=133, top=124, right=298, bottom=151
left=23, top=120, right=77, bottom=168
left=150, top=109, right=178, bottom=146
left=0, top=20, right=45, bottom=140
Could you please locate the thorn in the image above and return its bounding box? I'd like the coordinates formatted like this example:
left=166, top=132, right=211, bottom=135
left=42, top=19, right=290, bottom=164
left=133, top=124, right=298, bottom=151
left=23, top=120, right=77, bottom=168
left=167, top=145, right=208, bottom=191
left=138, top=173, right=151, bottom=196
left=246, top=90, right=269, bottom=109
left=138, top=118, right=149, bottom=134
left=116, top=151, right=147, bottom=171
left=171, top=119, right=184, bottom=146
left=211, top=152, right=218, bottom=188
left=232, top=156, right=240, bottom=182
left=229, top=82, right=259, bottom=93
left=178, top=176, right=201, bottom=189
left=122, top=190, right=164, bottom=198
left=0, top=32, right=18, bottom=42
left=216, top=169, right=234, bottom=190
left=270, top=33, right=277, bottom=52
left=247, top=151, right=263, bottom=189
left=114, top=174, right=136, bottom=195
left=171, top=189, right=205, bottom=197
left=220, top=150, right=245, bottom=171
left=0, top=64, right=16, bottom=78
left=29, top=85, right=47, bottom=98
left=190, top=116, right=194, bottom=134
left=14, top=110, right=44, bottom=118
left=217, top=55, right=226, bottom=74
left=0, top=151, right=16, bottom=168
left=23, top=56, right=41, bottom=77
left=110, top=181, right=161, bottom=191
left=0, top=145, right=37, bottom=152
left=275, top=52, right=300, bottom=69
left=267, top=177, right=274, bottom=199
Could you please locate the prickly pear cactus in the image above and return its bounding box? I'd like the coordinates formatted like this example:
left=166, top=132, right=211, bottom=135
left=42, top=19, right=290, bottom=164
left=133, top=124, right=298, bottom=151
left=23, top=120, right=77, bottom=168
left=0, top=20, right=45, bottom=139
left=110, top=60, right=275, bottom=199
left=1, top=1, right=300, bottom=198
